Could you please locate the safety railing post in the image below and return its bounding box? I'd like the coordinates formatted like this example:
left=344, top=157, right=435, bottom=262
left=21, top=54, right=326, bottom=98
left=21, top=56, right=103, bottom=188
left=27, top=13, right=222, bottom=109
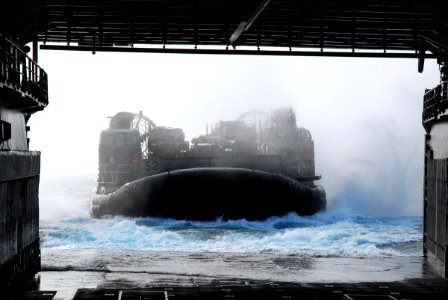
left=0, top=33, right=48, bottom=110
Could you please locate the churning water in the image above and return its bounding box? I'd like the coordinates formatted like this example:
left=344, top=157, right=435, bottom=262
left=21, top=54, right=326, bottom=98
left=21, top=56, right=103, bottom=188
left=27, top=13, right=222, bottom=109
left=39, top=176, right=423, bottom=257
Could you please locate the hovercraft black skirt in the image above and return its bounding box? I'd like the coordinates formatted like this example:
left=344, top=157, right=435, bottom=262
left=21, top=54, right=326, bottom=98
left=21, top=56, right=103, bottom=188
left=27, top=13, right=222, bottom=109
left=92, top=167, right=326, bottom=221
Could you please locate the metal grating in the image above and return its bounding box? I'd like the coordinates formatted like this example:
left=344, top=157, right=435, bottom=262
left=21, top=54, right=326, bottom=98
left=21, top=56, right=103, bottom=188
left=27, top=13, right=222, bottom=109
left=71, top=283, right=448, bottom=300
left=1, top=1, right=447, bottom=62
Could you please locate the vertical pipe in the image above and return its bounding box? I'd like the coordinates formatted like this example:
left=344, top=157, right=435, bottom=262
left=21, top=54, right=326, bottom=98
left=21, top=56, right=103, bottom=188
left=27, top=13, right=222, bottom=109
left=445, top=244, right=448, bottom=278
left=443, top=159, right=448, bottom=278
left=32, top=40, right=38, bottom=63
left=28, top=56, right=31, bottom=82
left=423, top=134, right=429, bottom=256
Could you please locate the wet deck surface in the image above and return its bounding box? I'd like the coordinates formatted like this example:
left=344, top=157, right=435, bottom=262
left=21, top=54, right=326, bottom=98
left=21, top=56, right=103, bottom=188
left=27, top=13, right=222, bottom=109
left=72, top=280, right=448, bottom=299
left=21, top=279, right=448, bottom=300
left=15, top=250, right=448, bottom=299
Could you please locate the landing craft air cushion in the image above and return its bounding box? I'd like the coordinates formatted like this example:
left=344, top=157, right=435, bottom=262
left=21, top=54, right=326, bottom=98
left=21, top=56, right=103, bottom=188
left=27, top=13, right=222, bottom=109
left=91, top=108, right=326, bottom=220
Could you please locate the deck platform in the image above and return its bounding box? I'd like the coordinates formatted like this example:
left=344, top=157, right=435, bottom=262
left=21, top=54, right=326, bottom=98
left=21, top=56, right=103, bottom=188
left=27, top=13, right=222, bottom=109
left=12, top=250, right=448, bottom=300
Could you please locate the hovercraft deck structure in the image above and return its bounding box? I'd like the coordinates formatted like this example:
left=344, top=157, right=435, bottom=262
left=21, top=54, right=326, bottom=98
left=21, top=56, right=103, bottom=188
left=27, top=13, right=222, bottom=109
left=91, top=108, right=326, bottom=220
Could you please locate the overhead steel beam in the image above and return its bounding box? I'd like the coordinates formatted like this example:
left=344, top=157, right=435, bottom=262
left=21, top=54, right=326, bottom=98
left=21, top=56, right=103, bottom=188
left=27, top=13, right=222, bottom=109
left=40, top=44, right=438, bottom=59
left=228, top=0, right=270, bottom=48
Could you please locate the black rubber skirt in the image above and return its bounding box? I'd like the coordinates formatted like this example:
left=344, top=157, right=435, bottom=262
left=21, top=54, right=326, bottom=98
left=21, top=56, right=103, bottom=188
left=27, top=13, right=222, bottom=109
left=92, top=167, right=326, bottom=221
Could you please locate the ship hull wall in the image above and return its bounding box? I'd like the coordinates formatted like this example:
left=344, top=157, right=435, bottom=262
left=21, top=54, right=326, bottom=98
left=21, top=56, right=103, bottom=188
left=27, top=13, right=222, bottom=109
left=424, top=134, right=448, bottom=278
left=0, top=151, right=41, bottom=289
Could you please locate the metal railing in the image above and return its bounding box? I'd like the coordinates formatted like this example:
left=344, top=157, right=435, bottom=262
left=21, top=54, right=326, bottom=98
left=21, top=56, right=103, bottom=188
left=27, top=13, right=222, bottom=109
left=0, top=33, right=48, bottom=109
left=423, top=81, right=448, bottom=129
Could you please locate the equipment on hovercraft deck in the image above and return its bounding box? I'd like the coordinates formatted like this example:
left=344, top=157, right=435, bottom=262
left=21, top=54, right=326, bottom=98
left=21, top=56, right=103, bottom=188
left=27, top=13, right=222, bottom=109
left=190, top=120, right=257, bottom=156
left=147, top=126, right=189, bottom=158
left=258, top=107, right=316, bottom=180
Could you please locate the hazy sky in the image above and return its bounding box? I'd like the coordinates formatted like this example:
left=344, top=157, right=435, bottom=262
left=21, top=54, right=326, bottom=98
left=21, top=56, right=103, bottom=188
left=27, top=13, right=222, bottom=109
left=29, top=48, right=441, bottom=216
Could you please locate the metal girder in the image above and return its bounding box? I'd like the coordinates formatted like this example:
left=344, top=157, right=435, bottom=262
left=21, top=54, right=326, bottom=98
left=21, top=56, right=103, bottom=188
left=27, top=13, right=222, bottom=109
left=3, top=1, right=448, bottom=64
left=228, top=0, right=271, bottom=48
left=39, top=44, right=438, bottom=59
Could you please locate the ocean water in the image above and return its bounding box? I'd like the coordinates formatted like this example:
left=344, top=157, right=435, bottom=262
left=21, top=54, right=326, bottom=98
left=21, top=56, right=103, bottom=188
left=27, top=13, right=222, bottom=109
left=39, top=176, right=423, bottom=257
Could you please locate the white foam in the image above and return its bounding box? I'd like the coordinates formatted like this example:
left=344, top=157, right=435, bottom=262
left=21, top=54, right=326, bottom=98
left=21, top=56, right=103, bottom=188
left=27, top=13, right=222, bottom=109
left=40, top=211, right=422, bottom=257
left=38, top=176, right=422, bottom=257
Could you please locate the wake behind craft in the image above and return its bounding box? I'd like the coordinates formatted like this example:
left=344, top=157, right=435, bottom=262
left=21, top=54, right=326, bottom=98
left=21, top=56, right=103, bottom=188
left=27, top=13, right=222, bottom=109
left=91, top=107, right=326, bottom=220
